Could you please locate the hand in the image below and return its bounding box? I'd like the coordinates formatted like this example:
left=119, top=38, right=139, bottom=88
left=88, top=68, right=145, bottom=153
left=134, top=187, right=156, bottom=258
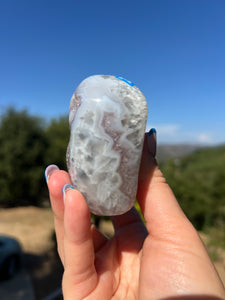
left=45, top=130, right=225, bottom=300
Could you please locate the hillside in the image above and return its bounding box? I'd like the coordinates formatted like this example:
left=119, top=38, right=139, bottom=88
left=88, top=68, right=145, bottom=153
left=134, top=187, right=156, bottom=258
left=161, top=144, right=225, bottom=232
left=157, top=144, right=204, bottom=163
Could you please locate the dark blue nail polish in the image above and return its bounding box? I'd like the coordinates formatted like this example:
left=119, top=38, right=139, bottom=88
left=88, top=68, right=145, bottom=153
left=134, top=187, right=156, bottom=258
left=148, top=128, right=156, bottom=136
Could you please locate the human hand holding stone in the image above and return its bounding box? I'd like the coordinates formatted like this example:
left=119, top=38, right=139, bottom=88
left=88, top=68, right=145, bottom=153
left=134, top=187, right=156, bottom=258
left=45, top=130, right=225, bottom=300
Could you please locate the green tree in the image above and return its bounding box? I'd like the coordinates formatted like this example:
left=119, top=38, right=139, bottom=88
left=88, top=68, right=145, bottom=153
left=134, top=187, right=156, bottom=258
left=44, top=116, right=69, bottom=170
left=162, top=146, right=225, bottom=230
left=0, top=108, right=47, bottom=206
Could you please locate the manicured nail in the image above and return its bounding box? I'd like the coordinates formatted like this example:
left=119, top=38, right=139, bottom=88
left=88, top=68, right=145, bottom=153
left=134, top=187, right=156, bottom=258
left=147, top=128, right=157, bottom=157
left=115, top=76, right=135, bottom=86
left=148, top=128, right=156, bottom=136
left=62, top=184, right=75, bottom=197
left=44, top=164, right=59, bottom=182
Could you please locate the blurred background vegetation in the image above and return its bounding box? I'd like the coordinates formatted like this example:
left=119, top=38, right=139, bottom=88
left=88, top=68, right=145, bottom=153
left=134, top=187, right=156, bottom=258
left=0, top=107, right=224, bottom=248
left=0, top=107, right=69, bottom=207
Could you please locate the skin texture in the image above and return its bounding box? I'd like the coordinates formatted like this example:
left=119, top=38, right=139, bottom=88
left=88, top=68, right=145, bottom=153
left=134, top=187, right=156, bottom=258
left=46, top=132, right=225, bottom=300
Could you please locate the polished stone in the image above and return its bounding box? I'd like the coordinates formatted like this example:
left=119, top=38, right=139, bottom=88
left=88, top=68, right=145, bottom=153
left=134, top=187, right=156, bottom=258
left=67, top=75, right=148, bottom=215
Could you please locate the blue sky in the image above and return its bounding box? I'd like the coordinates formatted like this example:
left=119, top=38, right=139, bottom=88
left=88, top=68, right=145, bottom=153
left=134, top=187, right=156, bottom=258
left=0, top=0, right=225, bottom=144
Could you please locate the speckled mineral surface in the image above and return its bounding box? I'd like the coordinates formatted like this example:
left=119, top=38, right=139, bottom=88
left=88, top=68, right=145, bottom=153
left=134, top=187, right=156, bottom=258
left=67, top=75, right=148, bottom=215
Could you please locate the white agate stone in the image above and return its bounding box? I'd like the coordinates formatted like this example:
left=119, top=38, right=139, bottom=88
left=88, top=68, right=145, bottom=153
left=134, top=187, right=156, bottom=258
left=67, top=75, right=148, bottom=216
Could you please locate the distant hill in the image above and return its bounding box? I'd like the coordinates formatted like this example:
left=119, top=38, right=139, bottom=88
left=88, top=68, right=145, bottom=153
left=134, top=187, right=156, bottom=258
left=157, top=144, right=206, bottom=164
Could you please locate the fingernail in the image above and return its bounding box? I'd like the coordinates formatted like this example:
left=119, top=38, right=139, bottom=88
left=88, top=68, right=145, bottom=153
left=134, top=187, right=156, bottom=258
left=148, top=128, right=156, bottom=137
left=44, top=164, right=59, bottom=182
left=115, top=75, right=135, bottom=86
left=62, top=184, right=75, bottom=197
left=147, top=128, right=157, bottom=157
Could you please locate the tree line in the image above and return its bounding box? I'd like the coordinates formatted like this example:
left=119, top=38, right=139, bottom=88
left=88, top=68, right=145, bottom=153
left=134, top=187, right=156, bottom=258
left=161, top=146, right=225, bottom=231
left=0, top=107, right=69, bottom=207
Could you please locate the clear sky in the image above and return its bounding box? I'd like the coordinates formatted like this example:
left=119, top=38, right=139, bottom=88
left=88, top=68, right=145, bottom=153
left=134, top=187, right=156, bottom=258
left=0, top=0, right=225, bottom=144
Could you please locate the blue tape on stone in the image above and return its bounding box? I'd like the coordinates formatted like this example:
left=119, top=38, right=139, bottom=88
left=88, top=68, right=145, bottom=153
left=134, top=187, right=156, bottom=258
left=115, top=76, right=135, bottom=86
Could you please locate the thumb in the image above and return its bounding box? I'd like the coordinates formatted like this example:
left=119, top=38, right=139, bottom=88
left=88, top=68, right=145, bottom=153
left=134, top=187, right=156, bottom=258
left=138, top=131, right=225, bottom=298
left=137, top=130, right=188, bottom=235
